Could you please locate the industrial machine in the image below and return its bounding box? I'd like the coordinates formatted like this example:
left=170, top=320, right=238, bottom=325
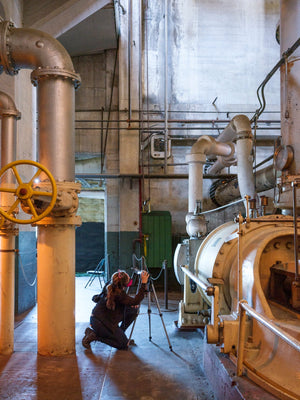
left=174, top=2, right=300, bottom=398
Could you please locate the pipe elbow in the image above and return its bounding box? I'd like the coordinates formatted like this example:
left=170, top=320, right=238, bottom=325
left=191, top=135, right=215, bottom=155
left=191, top=135, right=234, bottom=157
left=0, top=21, right=80, bottom=88
left=231, top=114, right=252, bottom=138
left=0, top=90, right=20, bottom=118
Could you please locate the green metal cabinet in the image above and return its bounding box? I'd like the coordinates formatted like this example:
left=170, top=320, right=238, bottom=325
left=142, top=211, right=172, bottom=269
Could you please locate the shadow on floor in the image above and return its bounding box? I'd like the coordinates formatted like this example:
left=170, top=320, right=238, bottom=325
left=0, top=276, right=215, bottom=400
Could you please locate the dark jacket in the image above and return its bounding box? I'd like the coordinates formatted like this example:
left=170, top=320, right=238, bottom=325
left=91, top=282, right=147, bottom=332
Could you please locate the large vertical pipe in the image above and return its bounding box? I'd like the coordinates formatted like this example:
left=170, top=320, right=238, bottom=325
left=34, top=74, right=77, bottom=355
left=0, top=21, right=80, bottom=355
left=0, top=92, right=19, bottom=354
left=236, top=134, right=256, bottom=202
left=280, top=0, right=300, bottom=175
left=186, top=153, right=206, bottom=213
left=35, top=78, right=75, bottom=181
left=34, top=69, right=77, bottom=354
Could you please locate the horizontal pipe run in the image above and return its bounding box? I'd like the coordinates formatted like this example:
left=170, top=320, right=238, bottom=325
left=76, top=173, right=237, bottom=180
left=76, top=108, right=280, bottom=114
left=239, top=302, right=300, bottom=352
left=75, top=118, right=281, bottom=124
left=75, top=127, right=280, bottom=131
left=180, top=265, right=211, bottom=292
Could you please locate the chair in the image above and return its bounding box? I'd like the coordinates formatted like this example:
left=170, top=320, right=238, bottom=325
left=85, top=258, right=106, bottom=288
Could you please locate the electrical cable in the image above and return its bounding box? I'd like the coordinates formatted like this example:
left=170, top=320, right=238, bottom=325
left=251, top=36, right=300, bottom=124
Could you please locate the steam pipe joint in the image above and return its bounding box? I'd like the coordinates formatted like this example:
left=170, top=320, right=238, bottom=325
left=0, top=91, right=21, bottom=119
left=0, top=20, right=80, bottom=89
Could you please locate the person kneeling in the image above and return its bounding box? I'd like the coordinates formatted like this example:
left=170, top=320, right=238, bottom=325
left=82, top=269, right=149, bottom=350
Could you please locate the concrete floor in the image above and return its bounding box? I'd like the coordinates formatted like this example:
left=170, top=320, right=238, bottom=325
left=0, top=276, right=216, bottom=400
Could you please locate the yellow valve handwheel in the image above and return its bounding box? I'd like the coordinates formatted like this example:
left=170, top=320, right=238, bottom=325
left=0, top=160, right=57, bottom=225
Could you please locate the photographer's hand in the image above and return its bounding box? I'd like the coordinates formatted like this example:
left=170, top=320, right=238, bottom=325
left=141, top=270, right=149, bottom=283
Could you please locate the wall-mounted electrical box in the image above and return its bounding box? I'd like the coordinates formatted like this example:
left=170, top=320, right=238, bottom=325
left=150, top=134, right=171, bottom=159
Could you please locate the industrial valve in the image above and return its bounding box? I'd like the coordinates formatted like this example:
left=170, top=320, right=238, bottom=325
left=0, top=160, right=57, bottom=224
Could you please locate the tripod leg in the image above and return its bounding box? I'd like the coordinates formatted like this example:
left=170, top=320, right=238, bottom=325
left=148, top=289, right=152, bottom=341
left=126, top=272, right=141, bottom=345
left=150, top=281, right=173, bottom=351
left=127, top=307, right=139, bottom=345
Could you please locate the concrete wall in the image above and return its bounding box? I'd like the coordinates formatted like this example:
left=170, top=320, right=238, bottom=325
left=138, top=0, right=280, bottom=236
left=0, top=1, right=282, bottom=281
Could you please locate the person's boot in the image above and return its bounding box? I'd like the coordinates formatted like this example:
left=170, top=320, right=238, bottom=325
left=82, top=327, right=97, bottom=349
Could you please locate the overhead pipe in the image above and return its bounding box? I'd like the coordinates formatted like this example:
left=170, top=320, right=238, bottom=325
left=0, top=20, right=81, bottom=356
left=0, top=91, right=20, bottom=354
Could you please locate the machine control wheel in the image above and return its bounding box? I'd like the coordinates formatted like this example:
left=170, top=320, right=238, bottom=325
left=0, top=160, right=57, bottom=224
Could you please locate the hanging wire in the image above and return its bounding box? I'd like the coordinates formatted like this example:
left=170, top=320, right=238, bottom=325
left=132, top=252, right=165, bottom=280
left=149, top=264, right=165, bottom=281
left=17, top=251, right=37, bottom=287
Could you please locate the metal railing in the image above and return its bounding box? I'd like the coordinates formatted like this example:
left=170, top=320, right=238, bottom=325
left=237, top=300, right=300, bottom=376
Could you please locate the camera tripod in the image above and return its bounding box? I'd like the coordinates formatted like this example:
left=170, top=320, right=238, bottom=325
left=127, top=270, right=173, bottom=351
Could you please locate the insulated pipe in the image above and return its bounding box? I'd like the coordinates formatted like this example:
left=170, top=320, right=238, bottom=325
left=206, top=114, right=255, bottom=209
left=186, top=135, right=234, bottom=213
left=208, top=114, right=252, bottom=175
left=212, top=164, right=275, bottom=206
left=236, top=133, right=256, bottom=203
left=0, top=21, right=81, bottom=355
left=0, top=91, right=19, bottom=355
